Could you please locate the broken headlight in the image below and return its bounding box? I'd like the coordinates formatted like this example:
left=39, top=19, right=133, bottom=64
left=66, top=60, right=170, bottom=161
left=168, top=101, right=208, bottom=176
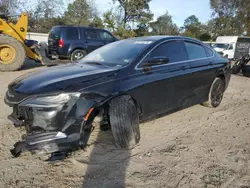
left=20, top=92, right=81, bottom=108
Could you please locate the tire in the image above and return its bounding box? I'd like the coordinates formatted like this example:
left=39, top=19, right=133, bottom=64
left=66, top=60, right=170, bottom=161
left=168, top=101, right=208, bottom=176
left=109, top=95, right=140, bottom=149
left=242, top=65, right=250, bottom=78
left=70, top=49, right=87, bottom=62
left=202, top=77, right=225, bottom=108
left=0, top=35, right=25, bottom=71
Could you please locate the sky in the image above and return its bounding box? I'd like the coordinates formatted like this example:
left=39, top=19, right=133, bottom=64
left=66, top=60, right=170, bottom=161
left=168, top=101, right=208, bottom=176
left=95, top=0, right=212, bottom=27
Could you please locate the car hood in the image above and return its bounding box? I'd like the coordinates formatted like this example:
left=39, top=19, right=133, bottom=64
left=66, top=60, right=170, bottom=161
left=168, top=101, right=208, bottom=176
left=9, top=63, right=119, bottom=94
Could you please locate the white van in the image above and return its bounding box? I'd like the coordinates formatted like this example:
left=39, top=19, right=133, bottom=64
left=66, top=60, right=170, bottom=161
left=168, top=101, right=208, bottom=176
left=213, top=36, right=250, bottom=60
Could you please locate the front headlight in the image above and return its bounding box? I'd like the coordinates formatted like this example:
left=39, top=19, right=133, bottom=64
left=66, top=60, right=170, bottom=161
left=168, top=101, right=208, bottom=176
left=20, top=92, right=81, bottom=108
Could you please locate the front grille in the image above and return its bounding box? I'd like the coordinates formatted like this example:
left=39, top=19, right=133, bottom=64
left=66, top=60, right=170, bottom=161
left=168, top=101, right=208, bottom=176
left=5, top=89, right=30, bottom=105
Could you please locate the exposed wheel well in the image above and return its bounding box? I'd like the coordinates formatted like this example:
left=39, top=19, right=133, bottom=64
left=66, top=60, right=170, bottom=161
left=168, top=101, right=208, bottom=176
left=96, top=94, right=142, bottom=118
left=217, top=74, right=226, bottom=90
left=70, top=48, right=86, bottom=53
left=84, top=94, right=142, bottom=128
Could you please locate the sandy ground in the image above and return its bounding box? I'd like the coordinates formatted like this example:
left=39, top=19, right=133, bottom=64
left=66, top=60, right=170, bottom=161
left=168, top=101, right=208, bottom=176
left=0, top=61, right=250, bottom=188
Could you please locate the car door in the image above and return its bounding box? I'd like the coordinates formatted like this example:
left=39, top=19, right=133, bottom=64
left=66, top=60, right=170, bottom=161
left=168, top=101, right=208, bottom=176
left=133, top=40, right=191, bottom=119
left=98, top=30, right=116, bottom=45
left=184, top=40, right=216, bottom=104
left=83, top=29, right=104, bottom=53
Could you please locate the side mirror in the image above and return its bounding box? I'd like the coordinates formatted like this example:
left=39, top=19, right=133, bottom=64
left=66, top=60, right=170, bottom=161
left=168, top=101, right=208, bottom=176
left=142, top=57, right=169, bottom=74
left=146, top=57, right=169, bottom=66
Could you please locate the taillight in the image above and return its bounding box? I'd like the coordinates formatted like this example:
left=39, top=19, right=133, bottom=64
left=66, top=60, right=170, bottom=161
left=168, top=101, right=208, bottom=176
left=58, top=39, right=64, bottom=48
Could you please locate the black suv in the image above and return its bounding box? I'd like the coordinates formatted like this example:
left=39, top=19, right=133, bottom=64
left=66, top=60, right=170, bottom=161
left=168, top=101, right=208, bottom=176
left=48, top=26, right=117, bottom=62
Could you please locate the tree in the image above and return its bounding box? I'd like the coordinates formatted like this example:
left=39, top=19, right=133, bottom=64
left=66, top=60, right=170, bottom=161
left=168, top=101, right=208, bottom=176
left=113, top=0, right=153, bottom=28
left=199, top=33, right=211, bottom=41
left=89, top=16, right=104, bottom=28
left=210, top=0, right=247, bottom=35
left=103, top=10, right=116, bottom=31
left=103, top=8, right=136, bottom=39
left=183, top=15, right=201, bottom=38
left=181, top=15, right=212, bottom=40
left=0, top=0, right=20, bottom=14
left=134, top=23, right=149, bottom=37
left=184, top=15, right=200, bottom=28
left=24, top=0, right=66, bottom=32
left=150, top=11, right=179, bottom=35
left=114, top=26, right=136, bottom=39
left=210, top=0, right=237, bottom=17
left=64, top=0, right=95, bottom=25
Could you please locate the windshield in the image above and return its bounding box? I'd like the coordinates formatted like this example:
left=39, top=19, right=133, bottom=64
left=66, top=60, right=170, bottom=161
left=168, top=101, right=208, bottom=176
left=212, top=43, right=229, bottom=50
left=79, top=39, right=153, bottom=67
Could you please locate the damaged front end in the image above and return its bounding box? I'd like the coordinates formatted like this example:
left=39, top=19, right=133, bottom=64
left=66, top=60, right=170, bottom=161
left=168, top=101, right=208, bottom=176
left=5, top=90, right=96, bottom=160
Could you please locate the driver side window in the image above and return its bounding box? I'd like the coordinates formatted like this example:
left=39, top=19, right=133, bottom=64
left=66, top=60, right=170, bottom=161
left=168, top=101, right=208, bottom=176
left=140, top=40, right=186, bottom=67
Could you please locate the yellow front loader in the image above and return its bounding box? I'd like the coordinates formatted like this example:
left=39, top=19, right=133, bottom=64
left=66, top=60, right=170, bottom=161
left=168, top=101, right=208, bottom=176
left=0, top=12, right=58, bottom=71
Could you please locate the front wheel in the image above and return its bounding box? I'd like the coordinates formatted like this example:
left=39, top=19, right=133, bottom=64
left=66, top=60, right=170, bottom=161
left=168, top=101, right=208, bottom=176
left=202, top=77, right=225, bottom=108
left=109, top=95, right=140, bottom=149
left=70, top=49, right=87, bottom=62
left=0, top=35, right=25, bottom=71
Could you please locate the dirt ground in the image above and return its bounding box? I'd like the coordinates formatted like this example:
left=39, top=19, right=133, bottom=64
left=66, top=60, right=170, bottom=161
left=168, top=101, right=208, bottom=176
left=1, top=61, right=250, bottom=188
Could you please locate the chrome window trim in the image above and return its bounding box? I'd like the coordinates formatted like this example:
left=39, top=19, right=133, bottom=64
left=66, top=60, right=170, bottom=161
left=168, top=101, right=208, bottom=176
left=134, top=38, right=215, bottom=70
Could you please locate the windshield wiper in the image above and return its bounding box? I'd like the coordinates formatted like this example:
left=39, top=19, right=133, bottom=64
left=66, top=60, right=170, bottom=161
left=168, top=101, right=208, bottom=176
left=84, top=61, right=103, bottom=65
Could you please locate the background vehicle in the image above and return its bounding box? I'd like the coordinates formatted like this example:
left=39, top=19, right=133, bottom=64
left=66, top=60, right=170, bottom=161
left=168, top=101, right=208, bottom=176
left=213, top=36, right=250, bottom=60
left=48, top=26, right=118, bottom=62
left=5, top=36, right=231, bottom=160
left=0, top=12, right=116, bottom=72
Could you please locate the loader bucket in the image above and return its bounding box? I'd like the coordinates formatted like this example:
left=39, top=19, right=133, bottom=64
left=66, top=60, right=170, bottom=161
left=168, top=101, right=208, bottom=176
left=35, top=42, right=70, bottom=66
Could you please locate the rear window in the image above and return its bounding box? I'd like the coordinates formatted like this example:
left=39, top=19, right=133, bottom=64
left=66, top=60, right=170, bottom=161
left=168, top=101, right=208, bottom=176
left=49, top=27, right=79, bottom=40
left=185, top=42, right=207, bottom=60
left=99, top=31, right=114, bottom=40
left=49, top=27, right=61, bottom=39
left=205, top=47, right=214, bottom=57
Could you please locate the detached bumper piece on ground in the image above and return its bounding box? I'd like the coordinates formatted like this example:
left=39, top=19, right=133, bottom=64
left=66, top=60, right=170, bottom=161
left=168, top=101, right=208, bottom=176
left=10, top=132, right=79, bottom=161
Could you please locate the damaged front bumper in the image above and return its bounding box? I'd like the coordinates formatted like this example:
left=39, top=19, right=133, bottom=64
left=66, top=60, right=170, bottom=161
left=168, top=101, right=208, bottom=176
left=5, top=91, right=96, bottom=160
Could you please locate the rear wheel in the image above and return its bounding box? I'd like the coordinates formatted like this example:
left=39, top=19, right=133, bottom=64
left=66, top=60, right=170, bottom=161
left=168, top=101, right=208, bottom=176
left=0, top=35, right=25, bottom=71
left=202, top=77, right=225, bottom=108
left=70, top=49, right=87, bottom=62
left=109, top=95, right=140, bottom=149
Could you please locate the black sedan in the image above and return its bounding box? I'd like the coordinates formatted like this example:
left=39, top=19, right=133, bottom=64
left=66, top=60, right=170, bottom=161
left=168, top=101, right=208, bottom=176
left=5, top=36, right=231, bottom=159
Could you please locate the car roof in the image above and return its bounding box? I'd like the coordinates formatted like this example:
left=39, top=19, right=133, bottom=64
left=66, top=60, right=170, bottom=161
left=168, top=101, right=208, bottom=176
left=126, top=36, right=204, bottom=43
left=52, top=25, right=106, bottom=31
